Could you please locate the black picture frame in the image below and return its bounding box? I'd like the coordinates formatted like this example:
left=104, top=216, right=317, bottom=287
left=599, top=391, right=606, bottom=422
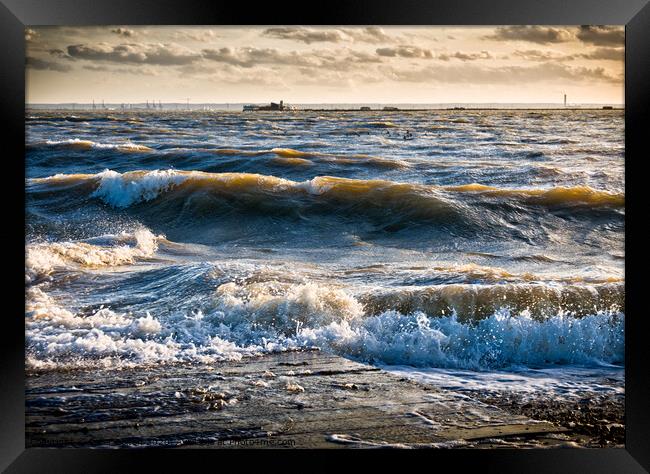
left=3, top=1, right=649, bottom=471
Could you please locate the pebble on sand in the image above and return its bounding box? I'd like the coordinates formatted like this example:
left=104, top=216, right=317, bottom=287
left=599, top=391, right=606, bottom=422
left=286, top=382, right=305, bottom=393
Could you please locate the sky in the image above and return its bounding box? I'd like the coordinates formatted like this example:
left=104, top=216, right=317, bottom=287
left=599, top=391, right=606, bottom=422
left=25, top=26, right=624, bottom=105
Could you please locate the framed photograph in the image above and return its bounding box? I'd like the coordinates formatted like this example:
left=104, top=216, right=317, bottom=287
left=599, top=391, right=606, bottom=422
left=3, top=0, right=649, bottom=471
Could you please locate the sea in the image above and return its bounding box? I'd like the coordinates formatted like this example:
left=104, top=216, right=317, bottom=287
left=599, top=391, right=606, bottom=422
left=25, top=107, right=625, bottom=406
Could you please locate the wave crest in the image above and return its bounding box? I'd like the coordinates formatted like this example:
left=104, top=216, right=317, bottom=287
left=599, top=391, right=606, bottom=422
left=361, top=282, right=624, bottom=320
left=31, top=170, right=625, bottom=211
left=44, top=139, right=152, bottom=152
left=25, top=280, right=625, bottom=370
left=26, top=228, right=161, bottom=282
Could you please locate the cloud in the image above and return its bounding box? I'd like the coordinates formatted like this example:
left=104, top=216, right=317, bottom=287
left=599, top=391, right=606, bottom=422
left=512, top=49, right=568, bottom=61
left=263, top=27, right=346, bottom=44
left=576, top=47, right=625, bottom=61
left=26, top=57, right=72, bottom=72
left=438, top=51, right=494, bottom=61
left=346, top=27, right=395, bottom=43
left=346, top=50, right=383, bottom=64
left=376, top=45, right=433, bottom=59
left=486, top=26, right=574, bottom=44
left=111, top=27, right=135, bottom=37
left=380, top=62, right=620, bottom=84
left=82, top=64, right=109, bottom=72
left=262, top=26, right=398, bottom=44
left=514, top=47, right=624, bottom=62
left=177, top=63, right=218, bottom=76
left=172, top=29, right=219, bottom=42
left=82, top=64, right=158, bottom=75
left=197, top=47, right=384, bottom=78
left=201, top=47, right=318, bottom=67
left=576, top=26, right=624, bottom=46
left=66, top=43, right=201, bottom=65
left=48, top=48, right=70, bottom=59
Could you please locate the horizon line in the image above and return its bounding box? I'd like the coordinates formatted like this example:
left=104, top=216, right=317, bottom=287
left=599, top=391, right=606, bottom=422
left=26, top=101, right=625, bottom=106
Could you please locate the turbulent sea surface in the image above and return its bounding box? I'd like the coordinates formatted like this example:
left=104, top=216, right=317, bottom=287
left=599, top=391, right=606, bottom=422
left=25, top=109, right=624, bottom=403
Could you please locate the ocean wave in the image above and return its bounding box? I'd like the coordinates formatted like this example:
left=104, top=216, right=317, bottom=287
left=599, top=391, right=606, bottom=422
left=25, top=285, right=257, bottom=370
left=392, top=262, right=623, bottom=284
left=26, top=228, right=161, bottom=282
left=270, top=147, right=318, bottom=158
left=446, top=183, right=624, bottom=207
left=271, top=156, right=313, bottom=166
left=364, top=121, right=397, bottom=128
left=361, top=282, right=624, bottom=320
left=42, top=139, right=152, bottom=152
left=25, top=280, right=624, bottom=370
left=30, top=170, right=625, bottom=210
left=205, top=147, right=409, bottom=169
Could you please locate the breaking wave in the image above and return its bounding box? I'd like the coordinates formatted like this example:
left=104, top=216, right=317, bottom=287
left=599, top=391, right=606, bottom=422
left=25, top=279, right=624, bottom=370
left=30, top=170, right=624, bottom=211
left=42, top=139, right=152, bottom=152
left=26, top=228, right=161, bottom=283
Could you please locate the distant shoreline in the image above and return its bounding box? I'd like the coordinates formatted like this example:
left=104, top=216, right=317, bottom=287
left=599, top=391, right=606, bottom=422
left=25, top=107, right=624, bottom=112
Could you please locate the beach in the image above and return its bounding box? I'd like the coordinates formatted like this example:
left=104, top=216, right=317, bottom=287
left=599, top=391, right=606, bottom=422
left=25, top=350, right=623, bottom=448
left=25, top=108, right=625, bottom=448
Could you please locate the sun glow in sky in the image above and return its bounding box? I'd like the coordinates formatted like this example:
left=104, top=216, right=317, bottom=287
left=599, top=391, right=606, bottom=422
left=25, top=26, right=624, bottom=104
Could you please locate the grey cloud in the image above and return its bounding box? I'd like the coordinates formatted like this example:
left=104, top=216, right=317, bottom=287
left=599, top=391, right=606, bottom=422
left=512, top=49, right=567, bottom=61
left=263, top=27, right=346, bottom=44
left=346, top=27, right=394, bottom=43
left=576, top=26, right=624, bottom=46
left=83, top=64, right=158, bottom=75
left=438, top=51, right=494, bottom=61
left=67, top=43, right=201, bottom=65
left=201, top=47, right=317, bottom=67
left=48, top=48, right=70, bottom=58
left=381, top=62, right=620, bottom=84
left=177, top=64, right=219, bottom=76
left=576, top=47, right=624, bottom=60
left=26, top=57, right=72, bottom=72
left=111, top=27, right=135, bottom=37
left=346, top=50, right=383, bottom=64
left=486, top=26, right=574, bottom=44
left=82, top=65, right=109, bottom=71
left=514, top=47, right=624, bottom=62
left=173, top=30, right=219, bottom=42
left=200, top=46, right=381, bottom=71
left=262, top=26, right=398, bottom=44
left=376, top=45, right=433, bottom=59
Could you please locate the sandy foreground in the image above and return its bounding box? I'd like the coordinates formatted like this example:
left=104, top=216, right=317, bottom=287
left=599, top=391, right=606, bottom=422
left=26, top=350, right=623, bottom=449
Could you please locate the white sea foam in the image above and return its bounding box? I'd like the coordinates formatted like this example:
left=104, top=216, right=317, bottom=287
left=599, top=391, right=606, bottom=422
left=45, top=138, right=151, bottom=152
left=26, top=228, right=161, bottom=282
left=295, top=308, right=624, bottom=369
left=384, top=365, right=624, bottom=404
left=91, top=169, right=187, bottom=207
left=25, top=280, right=625, bottom=370
left=25, top=286, right=256, bottom=370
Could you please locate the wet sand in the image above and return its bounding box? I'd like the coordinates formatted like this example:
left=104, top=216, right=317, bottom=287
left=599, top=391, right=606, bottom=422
left=26, top=350, right=621, bottom=449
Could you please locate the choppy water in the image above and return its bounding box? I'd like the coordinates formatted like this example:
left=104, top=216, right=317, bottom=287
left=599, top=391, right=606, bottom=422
left=25, top=109, right=624, bottom=398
